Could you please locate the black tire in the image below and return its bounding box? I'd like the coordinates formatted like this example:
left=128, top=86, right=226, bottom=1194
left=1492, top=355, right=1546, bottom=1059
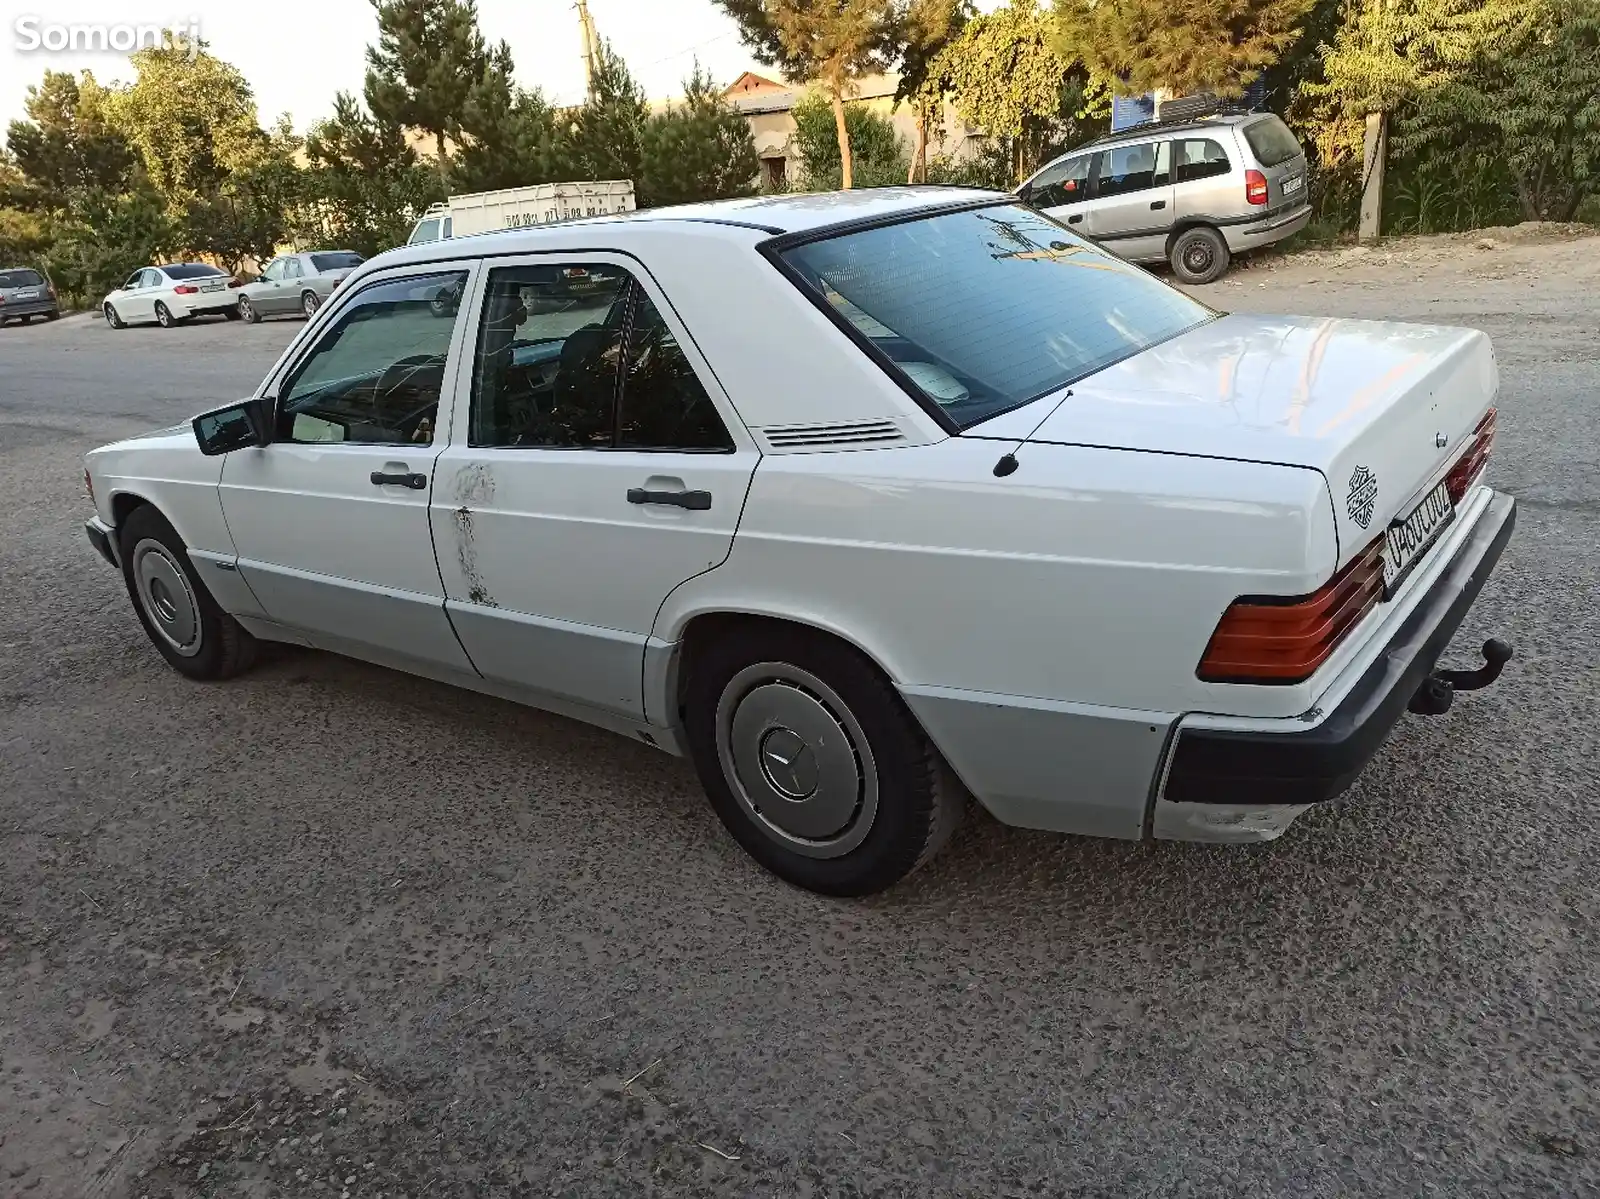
left=45, top=308, right=59, bottom=321
left=301, top=290, right=320, bottom=317
left=104, top=304, right=126, bottom=330
left=238, top=296, right=260, bottom=324
left=223, top=305, right=241, bottom=321
left=119, top=505, right=257, bottom=681
left=154, top=301, right=175, bottom=329
left=1169, top=226, right=1231, bottom=285
left=683, top=624, right=964, bottom=897
left=19, top=314, right=31, bottom=325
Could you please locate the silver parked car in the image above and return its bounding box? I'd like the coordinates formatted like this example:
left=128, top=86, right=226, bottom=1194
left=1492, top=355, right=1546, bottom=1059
left=0, top=267, right=60, bottom=325
left=237, top=250, right=365, bottom=323
left=1017, top=112, right=1311, bottom=284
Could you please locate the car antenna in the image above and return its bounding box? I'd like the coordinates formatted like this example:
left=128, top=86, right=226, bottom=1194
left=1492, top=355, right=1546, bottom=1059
left=993, top=389, right=1074, bottom=477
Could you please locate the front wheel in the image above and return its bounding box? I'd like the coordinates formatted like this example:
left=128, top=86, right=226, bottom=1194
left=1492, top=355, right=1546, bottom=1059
left=119, top=505, right=257, bottom=681
left=1169, top=226, right=1231, bottom=285
left=684, top=625, right=963, bottom=896
left=154, top=301, right=175, bottom=328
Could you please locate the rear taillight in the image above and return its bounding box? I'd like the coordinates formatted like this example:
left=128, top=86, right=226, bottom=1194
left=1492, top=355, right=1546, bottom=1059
left=1245, top=169, right=1269, bottom=206
left=173, top=284, right=199, bottom=294
left=1197, top=540, right=1385, bottom=684
left=1445, top=407, right=1496, bottom=504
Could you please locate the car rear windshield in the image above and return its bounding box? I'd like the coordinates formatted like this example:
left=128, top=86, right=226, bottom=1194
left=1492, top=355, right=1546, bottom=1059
left=0, top=269, right=45, bottom=288
left=1242, top=115, right=1303, bottom=167
left=163, top=263, right=226, bottom=279
left=311, top=252, right=363, bottom=271
left=778, top=204, right=1215, bottom=429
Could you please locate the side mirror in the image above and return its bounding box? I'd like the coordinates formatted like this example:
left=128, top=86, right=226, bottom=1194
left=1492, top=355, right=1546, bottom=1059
left=193, top=397, right=271, bottom=456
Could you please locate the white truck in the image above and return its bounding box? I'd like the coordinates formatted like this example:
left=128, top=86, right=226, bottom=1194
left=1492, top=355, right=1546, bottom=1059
left=405, top=180, right=637, bottom=246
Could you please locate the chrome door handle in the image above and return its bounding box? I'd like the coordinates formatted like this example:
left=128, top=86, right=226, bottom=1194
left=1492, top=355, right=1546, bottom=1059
left=627, top=487, right=711, bottom=510
left=371, top=470, right=427, bottom=490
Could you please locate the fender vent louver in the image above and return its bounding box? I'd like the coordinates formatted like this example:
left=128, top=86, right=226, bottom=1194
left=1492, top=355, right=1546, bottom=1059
left=759, top=419, right=906, bottom=451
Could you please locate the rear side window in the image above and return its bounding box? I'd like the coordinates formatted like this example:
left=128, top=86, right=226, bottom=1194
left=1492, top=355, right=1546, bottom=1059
left=1174, top=139, right=1232, bottom=183
left=0, top=269, right=45, bottom=287
left=1090, top=142, right=1170, bottom=198
left=779, top=204, right=1215, bottom=429
left=164, top=263, right=225, bottom=280
left=311, top=252, right=364, bottom=272
left=1242, top=116, right=1303, bottom=168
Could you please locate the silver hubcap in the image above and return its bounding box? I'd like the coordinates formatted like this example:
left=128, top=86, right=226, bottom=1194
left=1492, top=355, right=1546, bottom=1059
left=157, top=306, right=170, bottom=326
left=132, top=539, right=201, bottom=656
left=716, top=663, right=878, bottom=859
left=304, top=294, right=317, bottom=314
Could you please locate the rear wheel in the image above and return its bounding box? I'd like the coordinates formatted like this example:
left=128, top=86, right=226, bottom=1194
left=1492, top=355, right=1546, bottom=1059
left=19, top=314, right=32, bottom=325
left=1169, top=226, right=1231, bottom=285
left=104, top=304, right=126, bottom=330
left=46, top=309, right=59, bottom=321
left=684, top=624, right=963, bottom=896
left=154, top=301, right=175, bottom=329
left=223, top=305, right=241, bottom=321
left=238, top=296, right=260, bottom=324
left=119, top=505, right=257, bottom=681
left=301, top=290, right=321, bottom=317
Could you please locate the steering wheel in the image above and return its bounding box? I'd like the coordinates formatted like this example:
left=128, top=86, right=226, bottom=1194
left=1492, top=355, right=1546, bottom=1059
left=374, top=354, right=442, bottom=400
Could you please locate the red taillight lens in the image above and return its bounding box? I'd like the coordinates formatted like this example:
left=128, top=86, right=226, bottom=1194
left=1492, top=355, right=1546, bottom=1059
left=1445, top=407, right=1496, bottom=504
left=173, top=284, right=199, bottom=294
left=1245, top=169, right=1269, bottom=205
left=1198, top=540, right=1385, bottom=684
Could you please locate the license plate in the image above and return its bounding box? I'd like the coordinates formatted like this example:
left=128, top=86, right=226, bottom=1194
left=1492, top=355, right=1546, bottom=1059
left=1282, top=175, right=1304, bottom=195
left=16, top=289, right=39, bottom=298
left=1381, top=481, right=1454, bottom=596
left=200, top=281, right=224, bottom=292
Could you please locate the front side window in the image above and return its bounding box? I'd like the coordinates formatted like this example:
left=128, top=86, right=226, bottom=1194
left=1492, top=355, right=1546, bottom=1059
left=124, top=270, right=146, bottom=289
left=1175, top=138, right=1232, bottom=183
left=261, top=259, right=286, bottom=282
left=276, top=270, right=468, bottom=446
left=1025, top=156, right=1090, bottom=208
left=1090, top=142, right=1169, bottom=198
left=779, top=204, right=1214, bottom=429
left=470, top=263, right=732, bottom=451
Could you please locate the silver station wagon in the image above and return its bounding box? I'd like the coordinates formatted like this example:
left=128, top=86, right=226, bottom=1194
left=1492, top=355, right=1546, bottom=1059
left=1017, top=113, right=1312, bottom=284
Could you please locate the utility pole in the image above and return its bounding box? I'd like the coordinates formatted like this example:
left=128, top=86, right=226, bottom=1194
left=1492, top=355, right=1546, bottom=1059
left=1357, top=0, right=1386, bottom=242
left=575, top=0, right=600, bottom=101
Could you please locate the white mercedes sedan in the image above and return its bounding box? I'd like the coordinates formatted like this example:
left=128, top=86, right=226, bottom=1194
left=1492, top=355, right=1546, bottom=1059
left=102, top=262, right=243, bottom=329
left=81, top=188, right=1515, bottom=896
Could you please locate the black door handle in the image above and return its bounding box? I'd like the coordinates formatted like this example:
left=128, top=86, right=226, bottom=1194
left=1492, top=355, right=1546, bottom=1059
left=371, top=471, right=427, bottom=490
left=627, top=488, right=711, bottom=510
left=1150, top=200, right=1167, bottom=210
left=1067, top=214, right=1084, bottom=224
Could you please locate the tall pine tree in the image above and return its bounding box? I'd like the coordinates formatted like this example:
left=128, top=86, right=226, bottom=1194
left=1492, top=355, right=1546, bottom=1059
left=365, top=0, right=489, bottom=181
left=714, top=0, right=898, bottom=189
left=639, top=65, right=761, bottom=206
left=305, top=92, right=444, bottom=255
left=452, top=41, right=571, bottom=192
left=1051, top=0, right=1315, bottom=97
left=567, top=41, right=649, bottom=184
left=5, top=71, right=138, bottom=206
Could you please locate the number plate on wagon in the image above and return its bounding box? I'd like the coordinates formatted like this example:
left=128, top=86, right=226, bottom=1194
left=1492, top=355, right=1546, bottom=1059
left=1381, top=481, right=1455, bottom=596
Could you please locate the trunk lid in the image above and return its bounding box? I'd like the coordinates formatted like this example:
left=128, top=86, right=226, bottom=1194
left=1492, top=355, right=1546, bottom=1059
left=987, top=312, right=1497, bottom=568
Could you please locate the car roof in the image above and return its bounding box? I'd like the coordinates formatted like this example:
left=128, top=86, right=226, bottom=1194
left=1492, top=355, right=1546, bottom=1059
left=1071, top=113, right=1262, bottom=154
left=374, top=186, right=1008, bottom=270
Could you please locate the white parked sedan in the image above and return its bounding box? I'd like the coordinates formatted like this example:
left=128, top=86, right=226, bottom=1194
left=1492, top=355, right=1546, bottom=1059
left=81, top=188, right=1515, bottom=895
left=102, top=262, right=243, bottom=329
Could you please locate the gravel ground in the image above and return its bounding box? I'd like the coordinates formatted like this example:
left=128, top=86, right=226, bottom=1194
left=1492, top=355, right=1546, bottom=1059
left=2, top=229, right=1598, bottom=1198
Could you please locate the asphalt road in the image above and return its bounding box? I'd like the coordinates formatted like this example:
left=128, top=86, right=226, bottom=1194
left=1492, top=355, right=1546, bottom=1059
left=2, top=232, right=1598, bottom=1198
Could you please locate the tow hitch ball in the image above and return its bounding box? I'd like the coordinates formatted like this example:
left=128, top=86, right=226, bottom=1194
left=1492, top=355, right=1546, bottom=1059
left=1409, top=638, right=1514, bottom=716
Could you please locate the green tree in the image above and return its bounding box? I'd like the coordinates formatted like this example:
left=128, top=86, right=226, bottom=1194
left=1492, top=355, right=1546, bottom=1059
left=5, top=70, right=137, bottom=206
left=639, top=65, right=761, bottom=206
left=1312, top=0, right=1600, bottom=223
left=44, top=184, right=176, bottom=304
left=451, top=41, right=571, bottom=192
left=180, top=119, right=308, bottom=270
left=304, top=92, right=444, bottom=256
left=891, top=0, right=972, bottom=182
left=365, top=0, right=489, bottom=181
left=790, top=89, right=908, bottom=186
left=102, top=43, right=268, bottom=212
left=715, top=0, right=898, bottom=189
left=1051, top=0, right=1316, bottom=97
left=567, top=41, right=649, bottom=183
left=938, top=0, right=1108, bottom=183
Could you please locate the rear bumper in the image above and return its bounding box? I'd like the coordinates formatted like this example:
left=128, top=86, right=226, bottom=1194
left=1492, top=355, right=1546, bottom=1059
left=1160, top=490, right=1516, bottom=816
left=173, top=295, right=238, bottom=317
left=1, top=299, right=57, bottom=318
left=85, top=517, right=120, bottom=569
left=1224, top=203, right=1312, bottom=253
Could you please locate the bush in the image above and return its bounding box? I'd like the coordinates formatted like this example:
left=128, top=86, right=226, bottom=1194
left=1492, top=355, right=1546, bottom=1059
left=789, top=91, right=908, bottom=189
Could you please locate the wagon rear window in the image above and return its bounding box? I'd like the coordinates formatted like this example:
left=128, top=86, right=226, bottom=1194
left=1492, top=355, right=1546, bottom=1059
left=0, top=269, right=44, bottom=287
left=1242, top=115, right=1304, bottom=167
left=778, top=204, right=1214, bottom=429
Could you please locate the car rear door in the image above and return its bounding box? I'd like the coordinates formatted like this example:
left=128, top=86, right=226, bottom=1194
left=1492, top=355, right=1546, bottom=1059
left=429, top=254, right=760, bottom=720
left=216, top=263, right=482, bottom=673
left=1080, top=140, right=1174, bottom=263
left=1172, top=135, right=1240, bottom=224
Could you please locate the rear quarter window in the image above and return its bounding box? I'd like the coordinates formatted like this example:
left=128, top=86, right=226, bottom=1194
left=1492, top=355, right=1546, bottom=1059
left=1242, top=116, right=1304, bottom=167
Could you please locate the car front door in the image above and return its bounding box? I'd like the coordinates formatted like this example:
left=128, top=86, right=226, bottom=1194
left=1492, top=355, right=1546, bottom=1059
left=1024, top=154, right=1093, bottom=233
left=429, top=256, right=760, bottom=720
left=216, top=265, right=481, bottom=673
left=252, top=257, right=288, bottom=312
left=1081, top=141, right=1173, bottom=263
left=127, top=270, right=162, bottom=321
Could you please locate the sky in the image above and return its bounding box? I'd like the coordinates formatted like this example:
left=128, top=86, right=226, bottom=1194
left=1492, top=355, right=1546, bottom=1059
left=1, top=0, right=772, bottom=135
